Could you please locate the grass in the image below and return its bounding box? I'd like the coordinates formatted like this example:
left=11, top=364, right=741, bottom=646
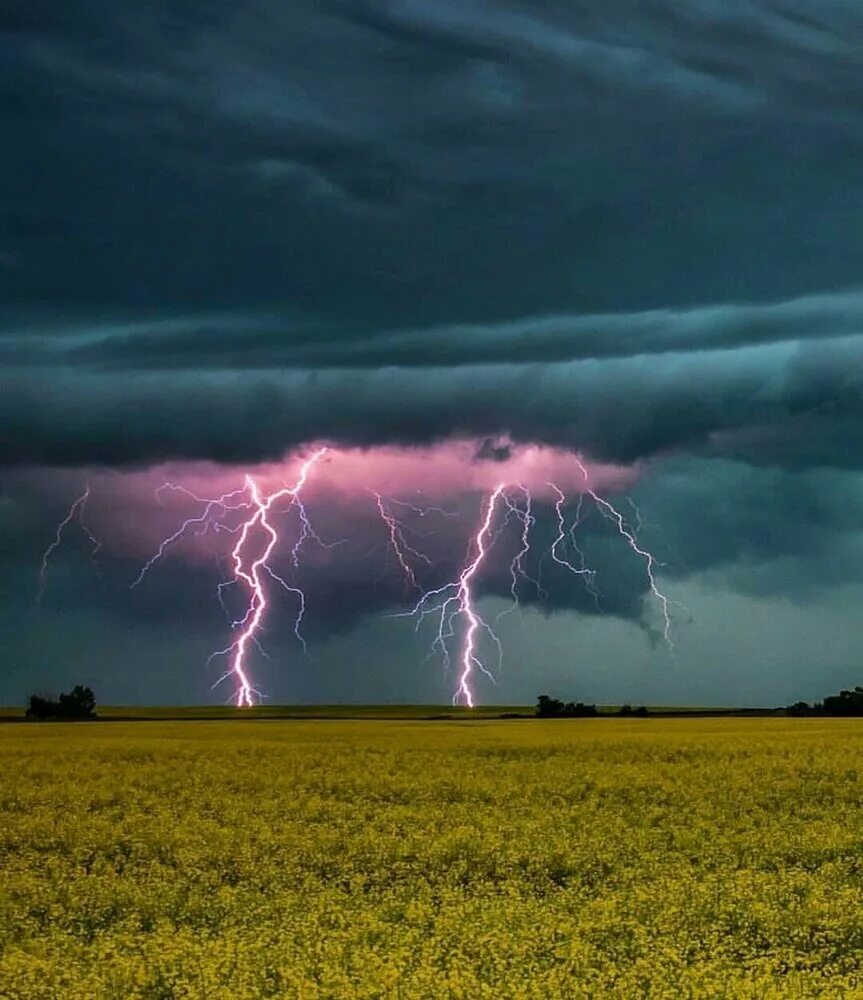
left=1, top=718, right=861, bottom=997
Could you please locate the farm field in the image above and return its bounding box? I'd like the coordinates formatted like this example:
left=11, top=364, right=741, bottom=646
left=0, top=704, right=771, bottom=722
left=1, top=718, right=862, bottom=998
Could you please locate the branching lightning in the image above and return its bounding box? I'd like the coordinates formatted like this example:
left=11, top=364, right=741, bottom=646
left=35, top=448, right=677, bottom=708
left=497, top=486, right=544, bottom=619
left=373, top=491, right=434, bottom=594
left=548, top=483, right=598, bottom=589
left=37, top=485, right=100, bottom=603
left=575, top=457, right=673, bottom=648
left=453, top=483, right=507, bottom=706
left=130, top=486, right=251, bottom=589
left=211, top=449, right=329, bottom=705
left=133, top=448, right=329, bottom=705
left=394, top=484, right=506, bottom=707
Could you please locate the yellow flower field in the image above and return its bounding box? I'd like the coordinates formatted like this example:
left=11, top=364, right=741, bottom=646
left=1, top=718, right=862, bottom=998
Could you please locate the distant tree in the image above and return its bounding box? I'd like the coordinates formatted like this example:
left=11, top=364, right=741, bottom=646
left=26, top=686, right=97, bottom=720
left=60, top=685, right=96, bottom=718
left=536, top=696, right=598, bottom=718
left=26, top=695, right=55, bottom=720
left=823, top=686, right=863, bottom=717
left=615, top=704, right=648, bottom=716
left=536, top=695, right=565, bottom=718
left=783, top=687, right=863, bottom=716
left=563, top=701, right=598, bottom=717
left=785, top=700, right=820, bottom=717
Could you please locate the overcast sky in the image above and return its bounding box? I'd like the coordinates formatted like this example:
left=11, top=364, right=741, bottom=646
left=2, top=0, right=863, bottom=706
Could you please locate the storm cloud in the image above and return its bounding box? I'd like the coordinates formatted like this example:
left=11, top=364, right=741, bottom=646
left=2, top=1, right=863, bottom=704
left=1, top=1, right=862, bottom=468
left=1, top=327, right=861, bottom=469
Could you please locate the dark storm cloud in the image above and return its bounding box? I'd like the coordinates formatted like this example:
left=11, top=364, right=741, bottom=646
left=4, top=287, right=862, bottom=370
left=3, top=0, right=863, bottom=703
left=3, top=0, right=863, bottom=321
left=1, top=331, right=861, bottom=469
left=2, top=0, right=863, bottom=471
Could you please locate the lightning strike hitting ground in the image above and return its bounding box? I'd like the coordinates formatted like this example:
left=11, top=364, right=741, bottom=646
left=397, top=484, right=506, bottom=707
left=131, top=449, right=329, bottom=705
left=454, top=483, right=507, bottom=706
left=575, top=457, right=674, bottom=648
left=212, top=448, right=328, bottom=707
left=35, top=451, right=675, bottom=708
left=37, top=485, right=100, bottom=603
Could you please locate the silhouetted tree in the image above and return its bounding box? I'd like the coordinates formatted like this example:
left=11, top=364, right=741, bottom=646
left=564, top=701, right=598, bottom=717
left=617, top=704, right=648, bottom=717
left=785, top=700, right=822, bottom=717
left=536, top=696, right=598, bottom=718
left=26, top=686, right=97, bottom=720
left=536, top=695, right=565, bottom=718
left=26, top=695, right=55, bottom=720
left=784, top=687, right=863, bottom=717
left=823, top=686, right=863, bottom=717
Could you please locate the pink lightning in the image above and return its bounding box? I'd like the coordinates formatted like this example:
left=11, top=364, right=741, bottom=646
left=454, top=483, right=506, bottom=706
left=373, top=492, right=434, bottom=594
left=33, top=445, right=674, bottom=709
left=37, top=485, right=100, bottom=603
left=397, top=484, right=506, bottom=707
left=219, top=449, right=329, bottom=705
left=131, top=448, right=329, bottom=705
left=575, top=457, right=673, bottom=648
left=130, top=486, right=251, bottom=589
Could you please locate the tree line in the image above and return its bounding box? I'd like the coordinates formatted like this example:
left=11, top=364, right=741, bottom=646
left=786, top=686, right=863, bottom=717
left=26, top=685, right=97, bottom=720
left=538, top=684, right=863, bottom=719
left=535, top=695, right=648, bottom=718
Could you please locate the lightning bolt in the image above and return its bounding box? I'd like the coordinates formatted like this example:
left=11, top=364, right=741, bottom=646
left=130, top=486, right=251, bottom=589
left=397, top=484, right=506, bottom=707
left=373, top=491, right=435, bottom=594
left=35, top=450, right=676, bottom=708
left=37, top=485, right=100, bottom=603
left=385, top=497, right=459, bottom=520
left=568, top=491, right=602, bottom=609
left=212, top=448, right=328, bottom=706
left=132, top=449, right=329, bottom=705
left=548, top=483, right=598, bottom=587
left=497, top=485, right=543, bottom=619
left=454, top=483, right=507, bottom=706
left=575, top=457, right=673, bottom=648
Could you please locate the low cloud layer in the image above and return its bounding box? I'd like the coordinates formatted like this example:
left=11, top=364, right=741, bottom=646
left=1, top=326, right=861, bottom=469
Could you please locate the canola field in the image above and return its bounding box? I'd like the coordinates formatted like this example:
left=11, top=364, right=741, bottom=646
left=1, top=718, right=862, bottom=999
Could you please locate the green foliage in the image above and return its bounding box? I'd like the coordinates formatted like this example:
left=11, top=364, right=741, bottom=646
left=1, top=718, right=862, bottom=997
